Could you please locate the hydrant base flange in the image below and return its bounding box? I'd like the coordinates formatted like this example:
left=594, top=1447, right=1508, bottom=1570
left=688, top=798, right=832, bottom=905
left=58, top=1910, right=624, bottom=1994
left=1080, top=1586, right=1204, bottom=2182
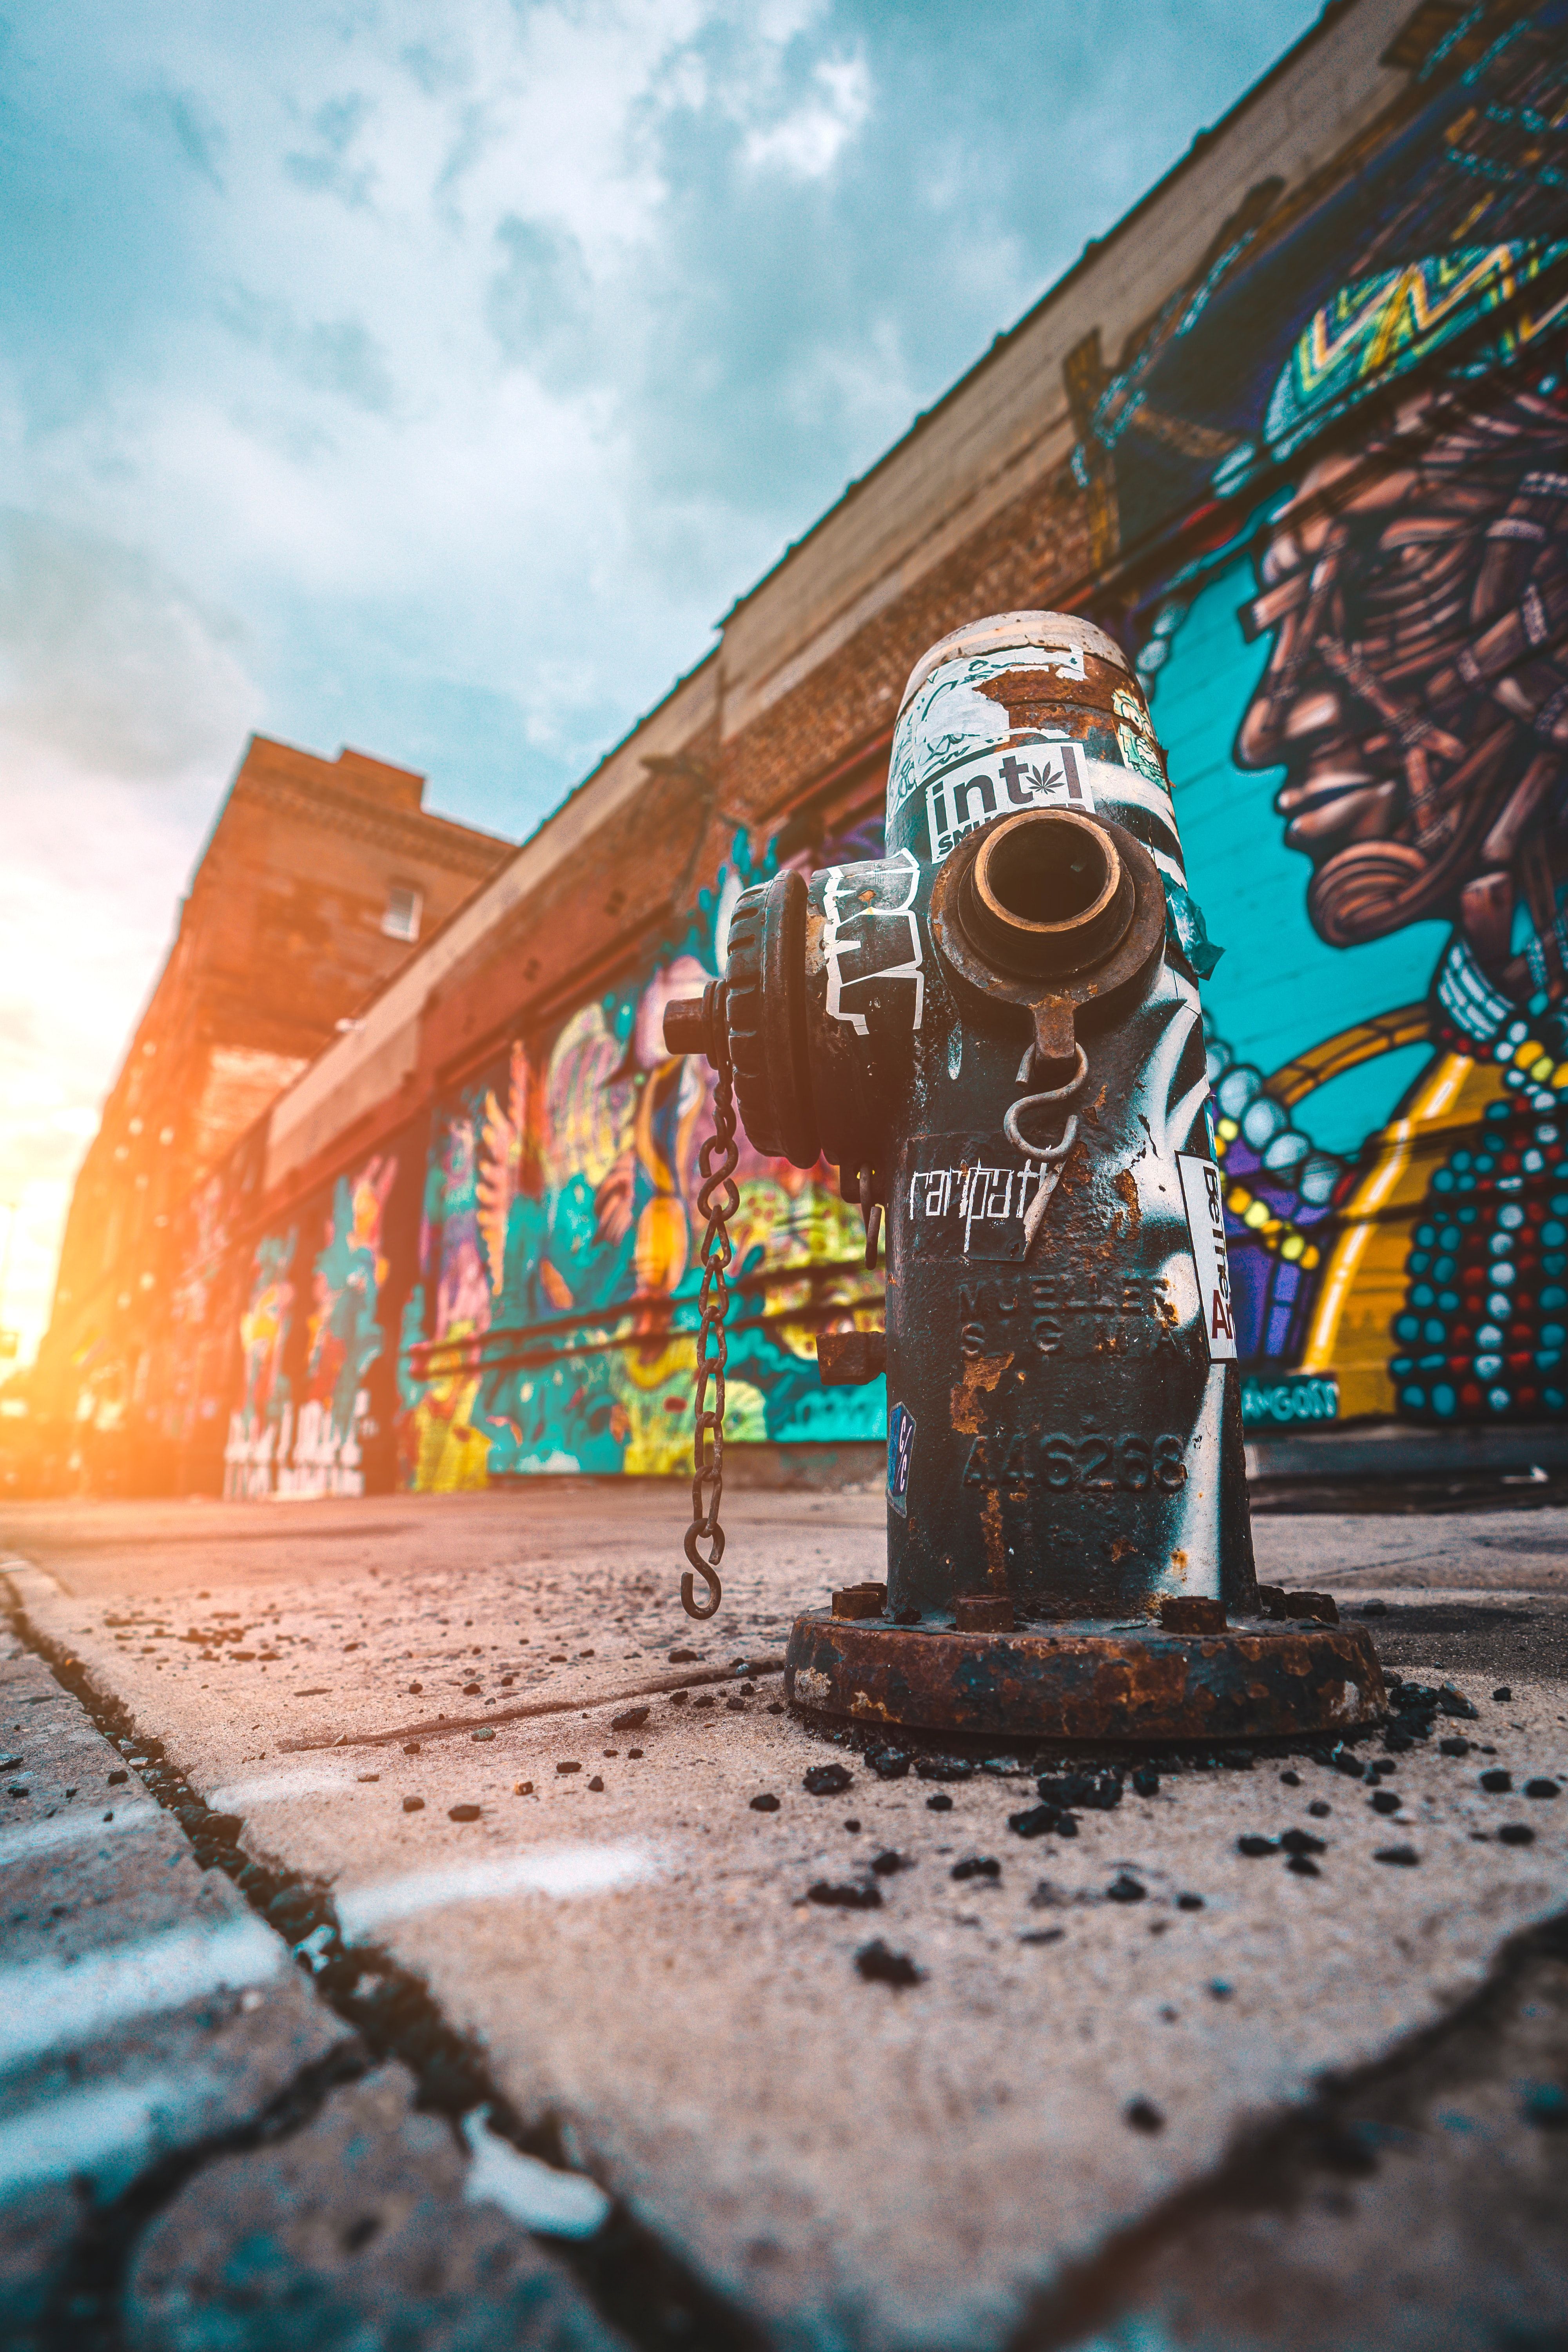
left=784, top=1611, right=1387, bottom=1745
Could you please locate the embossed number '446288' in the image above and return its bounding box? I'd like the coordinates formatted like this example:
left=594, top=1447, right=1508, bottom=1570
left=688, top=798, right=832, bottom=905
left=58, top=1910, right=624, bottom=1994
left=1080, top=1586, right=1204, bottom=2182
left=962, top=1431, right=1187, bottom=1491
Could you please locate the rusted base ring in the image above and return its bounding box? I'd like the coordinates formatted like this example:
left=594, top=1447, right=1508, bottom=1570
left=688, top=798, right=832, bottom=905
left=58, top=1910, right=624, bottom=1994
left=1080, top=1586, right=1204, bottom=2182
left=784, top=1610, right=1387, bottom=1744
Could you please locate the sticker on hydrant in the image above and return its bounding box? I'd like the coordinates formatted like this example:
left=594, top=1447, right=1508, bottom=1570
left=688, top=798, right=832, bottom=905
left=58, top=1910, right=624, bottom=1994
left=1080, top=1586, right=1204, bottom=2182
left=887, top=1405, right=916, bottom=1515
left=1177, top=1153, right=1237, bottom=1361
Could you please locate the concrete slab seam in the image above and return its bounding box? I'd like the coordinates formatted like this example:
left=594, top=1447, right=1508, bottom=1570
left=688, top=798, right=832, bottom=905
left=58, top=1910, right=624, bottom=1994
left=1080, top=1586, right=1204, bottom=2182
left=0, top=1569, right=774, bottom=2352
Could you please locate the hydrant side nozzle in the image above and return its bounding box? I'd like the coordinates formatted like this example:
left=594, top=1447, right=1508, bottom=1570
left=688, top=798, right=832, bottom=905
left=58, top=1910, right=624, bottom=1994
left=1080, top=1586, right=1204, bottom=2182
left=662, top=992, right=717, bottom=1062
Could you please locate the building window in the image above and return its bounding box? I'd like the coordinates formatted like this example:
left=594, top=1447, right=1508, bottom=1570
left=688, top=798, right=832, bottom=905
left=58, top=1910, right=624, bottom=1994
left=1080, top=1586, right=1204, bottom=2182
left=382, top=884, right=423, bottom=943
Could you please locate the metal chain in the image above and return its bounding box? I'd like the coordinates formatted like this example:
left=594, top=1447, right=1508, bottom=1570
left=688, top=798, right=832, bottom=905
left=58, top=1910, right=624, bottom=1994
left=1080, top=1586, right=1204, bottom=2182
left=682, top=985, right=739, bottom=1620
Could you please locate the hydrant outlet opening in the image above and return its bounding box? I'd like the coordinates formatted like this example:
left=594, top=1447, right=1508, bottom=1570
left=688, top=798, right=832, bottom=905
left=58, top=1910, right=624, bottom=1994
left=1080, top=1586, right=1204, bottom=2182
left=967, top=809, right=1132, bottom=976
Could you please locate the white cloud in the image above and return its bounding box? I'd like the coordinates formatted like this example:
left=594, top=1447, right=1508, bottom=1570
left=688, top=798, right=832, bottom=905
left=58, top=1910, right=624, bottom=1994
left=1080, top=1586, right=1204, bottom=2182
left=744, top=54, right=871, bottom=178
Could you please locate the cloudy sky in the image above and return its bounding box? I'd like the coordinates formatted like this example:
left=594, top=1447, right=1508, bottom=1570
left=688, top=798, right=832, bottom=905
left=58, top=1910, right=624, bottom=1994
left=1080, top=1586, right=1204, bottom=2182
left=0, top=0, right=1322, bottom=1359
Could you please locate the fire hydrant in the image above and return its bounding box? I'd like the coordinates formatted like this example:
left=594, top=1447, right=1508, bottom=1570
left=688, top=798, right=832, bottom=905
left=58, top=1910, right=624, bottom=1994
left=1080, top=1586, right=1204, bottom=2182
left=667, top=612, right=1384, bottom=1742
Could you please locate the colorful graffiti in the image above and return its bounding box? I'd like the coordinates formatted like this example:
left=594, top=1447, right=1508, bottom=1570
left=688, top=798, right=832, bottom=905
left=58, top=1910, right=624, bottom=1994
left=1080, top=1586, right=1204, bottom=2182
left=223, top=1228, right=295, bottom=1498
left=186, top=3, right=1568, bottom=1485
left=1060, top=4, right=1568, bottom=1426
left=399, top=852, right=882, bottom=1489
left=221, top=1152, right=399, bottom=1496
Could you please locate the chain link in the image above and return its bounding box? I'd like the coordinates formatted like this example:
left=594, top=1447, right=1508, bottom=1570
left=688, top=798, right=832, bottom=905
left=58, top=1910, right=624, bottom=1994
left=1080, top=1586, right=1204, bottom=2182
left=682, top=985, right=739, bottom=1620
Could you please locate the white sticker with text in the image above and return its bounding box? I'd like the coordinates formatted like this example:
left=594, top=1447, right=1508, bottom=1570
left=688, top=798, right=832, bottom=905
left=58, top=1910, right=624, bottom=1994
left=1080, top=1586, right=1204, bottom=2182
left=925, top=740, right=1094, bottom=862
left=1178, top=1152, right=1237, bottom=1361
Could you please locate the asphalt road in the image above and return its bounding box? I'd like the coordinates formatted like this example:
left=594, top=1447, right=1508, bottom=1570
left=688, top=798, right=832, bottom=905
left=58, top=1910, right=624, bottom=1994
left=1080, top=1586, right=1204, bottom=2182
left=2, top=1483, right=1566, bottom=2352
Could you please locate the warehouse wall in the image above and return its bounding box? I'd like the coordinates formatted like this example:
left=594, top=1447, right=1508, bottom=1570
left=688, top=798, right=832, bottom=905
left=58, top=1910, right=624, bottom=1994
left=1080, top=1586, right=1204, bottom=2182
left=40, top=0, right=1568, bottom=1497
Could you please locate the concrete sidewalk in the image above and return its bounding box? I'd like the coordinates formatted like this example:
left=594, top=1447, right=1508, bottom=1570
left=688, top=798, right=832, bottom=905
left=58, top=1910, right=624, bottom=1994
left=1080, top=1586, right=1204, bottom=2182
left=2, top=1486, right=1566, bottom=2350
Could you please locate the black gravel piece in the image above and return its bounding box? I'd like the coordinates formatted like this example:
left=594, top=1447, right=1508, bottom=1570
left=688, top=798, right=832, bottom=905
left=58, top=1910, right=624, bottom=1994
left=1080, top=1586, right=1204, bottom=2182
left=749, top=1793, right=780, bottom=1812
left=556, top=1761, right=581, bottom=1775
left=611, top=1706, right=650, bottom=1732
left=1480, top=1769, right=1512, bottom=1792
left=1280, top=1829, right=1325, bottom=1856
left=448, top=1804, right=481, bottom=1823
left=1437, top=1684, right=1480, bottom=1720
left=587, top=1776, right=604, bottom=1792
left=1525, top=1779, right=1561, bottom=1800
left=1132, top=1768, right=1160, bottom=1798
left=1439, top=1737, right=1472, bottom=1757
left=1125, top=2098, right=1164, bottom=2133
left=807, top=1881, right=882, bottom=1909
left=926, top=1793, right=955, bottom=1813
left=1279, top=1771, right=1301, bottom=1788
left=1008, top=1803, right=1074, bottom=1839
left=1493, top=1686, right=1513, bottom=1702
left=855, top=1939, right=923, bottom=1987
left=1238, top=1835, right=1278, bottom=1857
left=1499, top=1822, right=1536, bottom=1846
left=1106, top=1874, right=1146, bottom=1903
left=1037, top=1771, right=1122, bottom=1811
left=402, top=1797, right=424, bottom=1813
left=1330, top=1749, right=1367, bottom=1780
left=1286, top=1855, right=1321, bottom=1876
left=1373, top=1844, right=1420, bottom=1866
left=803, top=1763, right=853, bottom=1797
left=1370, top=1790, right=1402, bottom=1815
left=1308, top=1800, right=1332, bottom=1818
left=106, top=1769, right=127, bottom=1785
left=869, top=1850, right=911, bottom=1876
left=951, top=1857, right=1001, bottom=1882
left=1177, top=1893, right=1205, bottom=1911
left=869, top=1750, right=911, bottom=1780
left=915, top=1757, right=975, bottom=1782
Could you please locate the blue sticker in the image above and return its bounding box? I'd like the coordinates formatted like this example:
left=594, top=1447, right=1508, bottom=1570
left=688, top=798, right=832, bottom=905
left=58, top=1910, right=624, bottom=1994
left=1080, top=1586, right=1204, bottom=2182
left=887, top=1403, right=915, bottom=1515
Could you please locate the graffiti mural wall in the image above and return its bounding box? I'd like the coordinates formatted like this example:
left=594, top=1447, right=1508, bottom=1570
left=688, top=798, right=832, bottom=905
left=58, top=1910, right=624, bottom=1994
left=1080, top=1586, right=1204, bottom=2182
left=401, top=847, right=884, bottom=1490
left=1067, top=4, right=1568, bottom=1424
left=168, top=2, right=1568, bottom=1493
left=221, top=1140, right=415, bottom=1498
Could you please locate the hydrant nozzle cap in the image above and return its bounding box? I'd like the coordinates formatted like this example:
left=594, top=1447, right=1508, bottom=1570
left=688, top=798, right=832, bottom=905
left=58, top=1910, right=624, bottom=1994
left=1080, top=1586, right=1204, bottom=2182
left=897, top=610, right=1129, bottom=716
left=965, top=808, right=1134, bottom=978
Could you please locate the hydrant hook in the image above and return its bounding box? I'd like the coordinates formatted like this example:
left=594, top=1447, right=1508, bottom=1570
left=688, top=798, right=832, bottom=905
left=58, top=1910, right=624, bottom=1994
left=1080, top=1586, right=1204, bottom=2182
left=1003, top=1041, right=1088, bottom=1251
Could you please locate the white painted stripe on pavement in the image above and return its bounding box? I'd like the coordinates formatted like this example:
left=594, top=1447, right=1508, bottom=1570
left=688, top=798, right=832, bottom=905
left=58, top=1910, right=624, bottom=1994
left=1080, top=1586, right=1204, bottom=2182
left=207, top=1769, right=354, bottom=1811
left=461, top=2110, right=610, bottom=2238
left=0, top=1802, right=162, bottom=1869
left=338, top=1840, right=661, bottom=1937
left=0, top=1918, right=283, bottom=2070
left=0, top=2072, right=202, bottom=2194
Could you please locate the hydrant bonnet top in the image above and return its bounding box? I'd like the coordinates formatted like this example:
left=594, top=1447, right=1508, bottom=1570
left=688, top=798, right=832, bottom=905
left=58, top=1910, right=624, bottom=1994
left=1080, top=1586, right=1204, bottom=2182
left=896, top=610, right=1129, bottom=715
left=884, top=608, right=1169, bottom=878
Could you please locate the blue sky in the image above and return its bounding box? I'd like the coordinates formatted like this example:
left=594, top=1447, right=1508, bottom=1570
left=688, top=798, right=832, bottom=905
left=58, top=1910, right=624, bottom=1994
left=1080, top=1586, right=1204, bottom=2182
left=0, top=0, right=1323, bottom=1353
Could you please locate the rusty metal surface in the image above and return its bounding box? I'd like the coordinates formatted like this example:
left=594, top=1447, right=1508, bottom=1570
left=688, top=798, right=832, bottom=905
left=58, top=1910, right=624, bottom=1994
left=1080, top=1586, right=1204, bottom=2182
left=817, top=1330, right=887, bottom=1385
left=784, top=1608, right=1388, bottom=1742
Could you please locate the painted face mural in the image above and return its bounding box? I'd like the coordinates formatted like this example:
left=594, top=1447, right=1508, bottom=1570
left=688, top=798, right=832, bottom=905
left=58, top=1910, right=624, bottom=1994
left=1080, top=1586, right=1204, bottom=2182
left=1238, top=374, right=1568, bottom=1040
left=1063, top=4, right=1568, bottom=1430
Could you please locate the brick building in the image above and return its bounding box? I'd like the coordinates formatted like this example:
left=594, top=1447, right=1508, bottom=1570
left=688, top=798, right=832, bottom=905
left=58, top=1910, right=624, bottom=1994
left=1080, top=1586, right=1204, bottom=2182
left=34, top=0, right=1568, bottom=1499
left=35, top=738, right=510, bottom=1491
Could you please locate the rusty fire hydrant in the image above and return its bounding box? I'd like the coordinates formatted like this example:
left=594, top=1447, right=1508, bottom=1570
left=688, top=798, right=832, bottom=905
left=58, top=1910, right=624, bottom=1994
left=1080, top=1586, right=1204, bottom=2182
left=667, top=612, right=1384, bottom=1741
